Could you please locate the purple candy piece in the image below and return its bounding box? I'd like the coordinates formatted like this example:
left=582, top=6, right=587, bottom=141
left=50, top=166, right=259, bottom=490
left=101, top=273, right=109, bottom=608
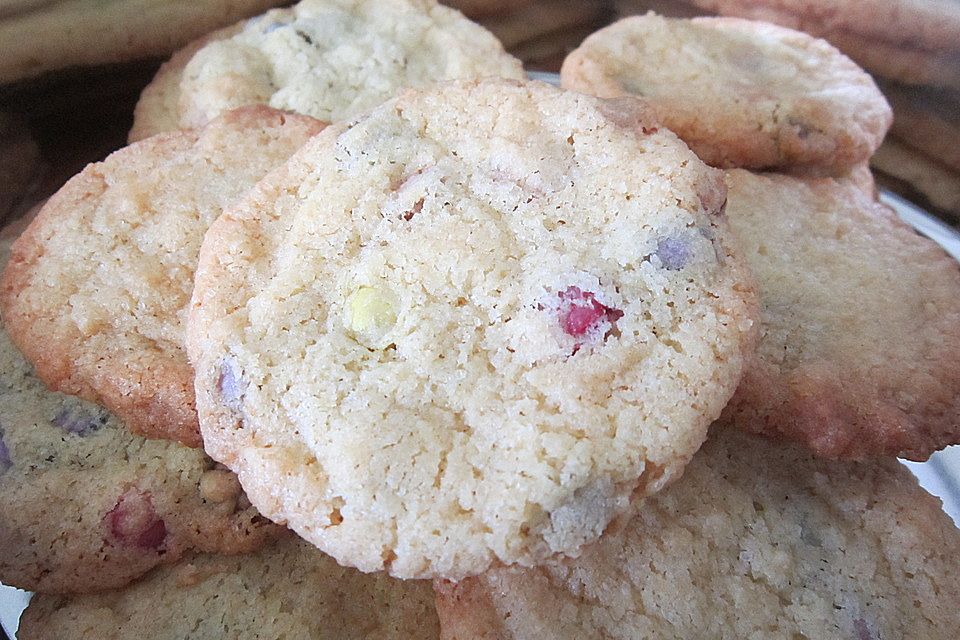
left=655, top=236, right=692, bottom=270
left=0, top=430, right=10, bottom=472
left=853, top=618, right=874, bottom=640
left=218, top=359, right=246, bottom=413
left=52, top=405, right=106, bottom=436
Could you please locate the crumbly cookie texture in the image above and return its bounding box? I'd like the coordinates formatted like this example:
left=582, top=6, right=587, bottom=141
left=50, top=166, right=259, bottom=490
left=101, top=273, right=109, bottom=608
left=722, top=170, right=960, bottom=460
left=0, top=0, right=289, bottom=84
left=18, top=534, right=440, bottom=639
left=129, top=0, right=524, bottom=141
left=560, top=14, right=892, bottom=172
left=0, top=106, right=324, bottom=447
left=0, top=221, right=281, bottom=594
left=435, top=428, right=960, bottom=640
left=186, top=79, right=758, bottom=579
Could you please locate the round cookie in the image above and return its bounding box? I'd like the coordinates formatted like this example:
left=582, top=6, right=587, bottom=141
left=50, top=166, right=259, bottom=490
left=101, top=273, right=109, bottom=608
left=0, top=106, right=325, bottom=448
left=435, top=427, right=960, bottom=639
left=882, top=82, right=960, bottom=174
left=128, top=24, right=244, bottom=144
left=18, top=534, right=440, bottom=639
left=129, top=0, right=524, bottom=141
left=688, top=0, right=960, bottom=56
left=722, top=169, right=960, bottom=460
left=870, top=140, right=960, bottom=218
left=0, top=0, right=289, bottom=84
left=186, top=79, right=759, bottom=579
left=0, top=221, right=282, bottom=595
left=560, top=14, right=892, bottom=172
left=687, top=0, right=960, bottom=89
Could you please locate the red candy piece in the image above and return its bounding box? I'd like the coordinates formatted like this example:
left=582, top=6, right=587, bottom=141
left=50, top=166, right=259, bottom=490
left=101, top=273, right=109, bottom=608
left=558, top=286, right=623, bottom=338
left=105, top=488, right=167, bottom=550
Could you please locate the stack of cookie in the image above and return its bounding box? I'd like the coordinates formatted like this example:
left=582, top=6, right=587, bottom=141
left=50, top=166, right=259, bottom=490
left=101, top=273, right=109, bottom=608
left=2, top=2, right=960, bottom=639
left=615, top=0, right=960, bottom=221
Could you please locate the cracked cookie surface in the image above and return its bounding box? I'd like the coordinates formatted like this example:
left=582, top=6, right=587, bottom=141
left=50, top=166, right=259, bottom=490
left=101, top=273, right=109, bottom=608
left=186, top=79, right=758, bottom=579
left=560, top=14, right=891, bottom=172
left=0, top=220, right=282, bottom=594
left=0, top=106, right=324, bottom=447
left=130, top=0, right=524, bottom=141
left=435, top=428, right=960, bottom=640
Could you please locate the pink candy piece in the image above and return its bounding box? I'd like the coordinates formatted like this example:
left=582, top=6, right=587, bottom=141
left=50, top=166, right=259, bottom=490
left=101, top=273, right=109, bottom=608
left=105, top=488, right=167, bottom=550
left=557, top=286, right=623, bottom=338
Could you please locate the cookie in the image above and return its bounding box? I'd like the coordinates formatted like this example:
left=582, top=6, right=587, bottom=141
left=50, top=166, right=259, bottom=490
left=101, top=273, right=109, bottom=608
left=560, top=14, right=892, bottom=172
left=0, top=220, right=282, bottom=594
left=881, top=82, right=960, bottom=174
left=435, top=428, right=960, bottom=640
left=129, top=0, right=525, bottom=141
left=822, top=29, right=960, bottom=90
left=870, top=140, right=960, bottom=220
left=688, top=0, right=960, bottom=56
left=128, top=25, right=244, bottom=144
left=785, top=160, right=876, bottom=197
left=186, top=79, right=759, bottom=579
left=721, top=169, right=960, bottom=459
left=0, top=0, right=289, bottom=83
left=687, top=0, right=960, bottom=89
left=0, top=106, right=325, bottom=447
left=18, top=534, right=440, bottom=639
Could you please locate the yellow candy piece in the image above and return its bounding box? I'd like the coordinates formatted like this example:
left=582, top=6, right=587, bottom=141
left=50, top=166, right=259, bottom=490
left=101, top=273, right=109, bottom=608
left=345, top=285, right=397, bottom=347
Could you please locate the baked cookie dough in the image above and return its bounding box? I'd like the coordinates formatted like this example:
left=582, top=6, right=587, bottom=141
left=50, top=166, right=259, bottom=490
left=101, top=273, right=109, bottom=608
left=561, top=14, right=892, bottom=172
left=0, top=219, right=281, bottom=594
left=129, top=0, right=524, bottom=141
left=435, top=428, right=960, bottom=639
left=0, top=0, right=288, bottom=83
left=688, top=0, right=960, bottom=89
left=723, top=169, right=960, bottom=459
left=0, top=106, right=324, bottom=447
left=871, top=140, right=960, bottom=219
left=689, top=0, right=960, bottom=58
left=186, top=79, right=758, bottom=579
left=18, top=534, right=440, bottom=639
